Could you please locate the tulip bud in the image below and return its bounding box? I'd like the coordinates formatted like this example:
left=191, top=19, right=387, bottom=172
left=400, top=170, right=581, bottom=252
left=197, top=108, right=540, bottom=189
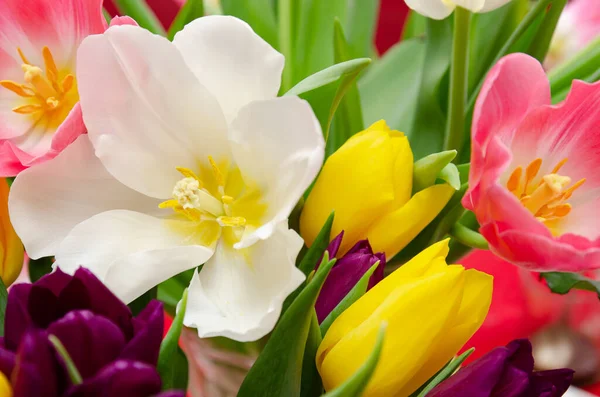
left=316, top=239, right=493, bottom=397
left=300, top=120, right=454, bottom=258
left=0, top=179, right=23, bottom=287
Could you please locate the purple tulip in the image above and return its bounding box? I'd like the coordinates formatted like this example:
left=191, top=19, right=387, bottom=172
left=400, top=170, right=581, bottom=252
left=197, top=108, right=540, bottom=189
left=315, top=232, right=386, bottom=323
left=428, top=339, right=574, bottom=397
left=0, top=267, right=184, bottom=397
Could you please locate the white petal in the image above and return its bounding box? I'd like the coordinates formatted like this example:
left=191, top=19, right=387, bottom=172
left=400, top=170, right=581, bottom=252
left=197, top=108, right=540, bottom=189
left=184, top=225, right=305, bottom=342
left=55, top=209, right=214, bottom=303
left=404, top=0, right=455, bottom=19
left=480, top=0, right=512, bottom=12
left=8, top=135, right=159, bottom=259
left=229, top=97, right=324, bottom=248
left=77, top=25, right=229, bottom=199
left=173, top=16, right=284, bottom=123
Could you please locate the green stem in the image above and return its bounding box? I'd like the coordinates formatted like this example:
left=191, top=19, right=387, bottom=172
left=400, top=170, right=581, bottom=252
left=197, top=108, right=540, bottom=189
left=466, top=0, right=554, bottom=116
left=48, top=335, right=83, bottom=385
left=549, top=36, right=600, bottom=94
left=449, top=223, right=489, bottom=250
left=444, top=7, right=471, bottom=157
left=278, top=0, right=294, bottom=92
left=527, top=0, right=567, bottom=62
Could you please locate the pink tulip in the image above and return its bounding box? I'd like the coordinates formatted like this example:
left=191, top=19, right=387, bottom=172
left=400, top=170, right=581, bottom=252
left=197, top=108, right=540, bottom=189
left=0, top=0, right=113, bottom=176
left=463, top=53, right=600, bottom=272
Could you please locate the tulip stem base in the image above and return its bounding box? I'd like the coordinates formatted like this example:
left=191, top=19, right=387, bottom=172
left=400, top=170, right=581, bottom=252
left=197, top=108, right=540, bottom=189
left=449, top=223, right=488, bottom=250
left=444, top=7, right=471, bottom=158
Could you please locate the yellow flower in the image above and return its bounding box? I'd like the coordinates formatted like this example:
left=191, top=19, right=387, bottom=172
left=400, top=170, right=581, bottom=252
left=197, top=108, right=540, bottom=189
left=316, top=239, right=493, bottom=397
left=300, top=120, right=455, bottom=257
left=0, top=179, right=23, bottom=287
left=0, top=360, right=11, bottom=396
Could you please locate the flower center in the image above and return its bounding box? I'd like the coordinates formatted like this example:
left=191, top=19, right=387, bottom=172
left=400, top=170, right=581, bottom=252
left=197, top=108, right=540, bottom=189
left=506, top=157, right=585, bottom=233
left=0, top=47, right=78, bottom=131
left=160, top=156, right=266, bottom=247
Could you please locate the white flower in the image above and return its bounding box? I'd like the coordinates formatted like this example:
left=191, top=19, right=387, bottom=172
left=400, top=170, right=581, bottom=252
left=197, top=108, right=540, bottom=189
left=9, top=16, right=325, bottom=342
left=405, top=0, right=512, bottom=20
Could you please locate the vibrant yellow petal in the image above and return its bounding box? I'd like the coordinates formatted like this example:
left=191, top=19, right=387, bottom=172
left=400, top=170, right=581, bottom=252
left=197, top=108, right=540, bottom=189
left=0, top=370, right=11, bottom=397
left=366, top=183, right=455, bottom=258
left=0, top=179, right=23, bottom=287
left=300, top=122, right=397, bottom=252
left=395, top=268, right=493, bottom=396
left=318, top=267, right=466, bottom=397
left=391, top=134, right=413, bottom=208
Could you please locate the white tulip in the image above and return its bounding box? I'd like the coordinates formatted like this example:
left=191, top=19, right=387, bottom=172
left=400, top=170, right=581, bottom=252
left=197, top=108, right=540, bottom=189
left=9, top=16, right=325, bottom=342
left=405, top=0, right=512, bottom=20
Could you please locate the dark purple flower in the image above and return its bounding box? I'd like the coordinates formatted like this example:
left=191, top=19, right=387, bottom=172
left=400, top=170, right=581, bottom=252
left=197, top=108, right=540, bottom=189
left=315, top=232, right=386, bottom=322
left=428, top=339, right=574, bottom=397
left=0, top=267, right=184, bottom=397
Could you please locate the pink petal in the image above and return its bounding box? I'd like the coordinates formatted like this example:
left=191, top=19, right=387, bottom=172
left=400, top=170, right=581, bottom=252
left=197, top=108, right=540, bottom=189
left=465, top=54, right=550, bottom=209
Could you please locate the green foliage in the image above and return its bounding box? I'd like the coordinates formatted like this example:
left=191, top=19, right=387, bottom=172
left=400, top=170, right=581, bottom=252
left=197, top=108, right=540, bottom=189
left=237, top=255, right=336, bottom=397
left=411, top=348, right=475, bottom=397
left=298, top=212, right=335, bottom=277
left=221, top=0, right=278, bottom=49
left=113, top=0, right=165, bottom=35
left=413, top=150, right=457, bottom=193
left=301, top=312, right=323, bottom=397
left=128, top=286, right=157, bottom=316
left=541, top=272, right=600, bottom=298
left=28, top=256, right=54, bottom=283
left=320, top=324, right=386, bottom=397
left=167, top=0, right=204, bottom=40
left=158, top=289, right=189, bottom=390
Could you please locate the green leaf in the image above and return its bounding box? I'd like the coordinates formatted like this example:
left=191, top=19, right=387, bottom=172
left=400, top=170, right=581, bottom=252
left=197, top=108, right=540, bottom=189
left=158, top=289, right=189, bottom=389
left=301, top=311, right=323, bottom=397
left=344, top=0, right=380, bottom=59
left=48, top=335, right=83, bottom=385
left=286, top=58, right=371, bottom=98
left=237, top=256, right=336, bottom=397
left=0, top=278, right=7, bottom=337
left=128, top=286, right=157, bottom=316
left=359, top=38, right=426, bottom=134
left=28, top=256, right=54, bottom=283
left=541, top=272, right=600, bottom=298
left=449, top=223, right=489, bottom=250
left=409, top=18, right=452, bottom=159
left=278, top=0, right=300, bottom=92
left=167, top=0, right=204, bottom=40
left=298, top=212, right=335, bottom=277
left=325, top=19, right=365, bottom=156
left=437, top=163, right=461, bottom=191
left=413, top=150, right=457, bottom=192
left=413, top=348, right=475, bottom=397
left=549, top=36, right=600, bottom=95
left=527, top=0, right=567, bottom=63
left=221, top=0, right=278, bottom=49
left=321, top=324, right=386, bottom=397
left=157, top=269, right=194, bottom=315
left=113, top=0, right=166, bottom=35
left=320, top=261, right=379, bottom=336
left=402, top=11, right=427, bottom=40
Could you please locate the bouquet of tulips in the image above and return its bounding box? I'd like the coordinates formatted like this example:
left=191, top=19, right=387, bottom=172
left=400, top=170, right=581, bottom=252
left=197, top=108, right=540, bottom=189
left=1, top=0, right=599, bottom=395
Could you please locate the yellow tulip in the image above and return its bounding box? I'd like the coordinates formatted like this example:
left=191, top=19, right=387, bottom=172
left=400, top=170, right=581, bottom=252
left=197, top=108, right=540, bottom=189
left=0, top=179, right=23, bottom=287
left=300, top=120, right=454, bottom=257
left=316, top=239, right=493, bottom=397
left=0, top=371, right=11, bottom=397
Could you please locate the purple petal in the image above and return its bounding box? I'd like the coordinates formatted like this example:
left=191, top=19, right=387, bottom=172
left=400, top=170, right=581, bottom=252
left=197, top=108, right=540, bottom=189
left=526, top=369, right=574, bottom=397
left=72, top=268, right=134, bottom=339
left=65, top=360, right=162, bottom=397
left=36, top=268, right=74, bottom=296
left=4, top=283, right=33, bottom=350
left=428, top=345, right=514, bottom=397
left=28, top=285, right=60, bottom=328
left=326, top=231, right=344, bottom=259
left=367, top=252, right=386, bottom=289
left=345, top=239, right=371, bottom=255
left=154, top=391, right=185, bottom=397
left=505, top=339, right=535, bottom=373
left=0, top=347, right=16, bottom=378
left=120, top=300, right=164, bottom=366
left=11, top=331, right=60, bottom=397
left=48, top=310, right=126, bottom=380
left=315, top=240, right=385, bottom=322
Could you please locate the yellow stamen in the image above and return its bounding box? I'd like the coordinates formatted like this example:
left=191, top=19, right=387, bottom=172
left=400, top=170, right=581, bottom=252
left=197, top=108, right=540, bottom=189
left=524, top=174, right=571, bottom=214
left=17, top=48, right=30, bottom=64
left=221, top=195, right=234, bottom=204
left=551, top=158, right=568, bottom=174
left=562, top=178, right=586, bottom=200
left=176, top=166, right=201, bottom=183
left=507, top=166, right=523, bottom=193
left=61, top=74, right=74, bottom=94
left=0, top=81, right=34, bottom=97
left=12, top=104, right=42, bottom=114
left=42, top=46, right=59, bottom=84
left=22, top=64, right=55, bottom=99
left=158, top=199, right=180, bottom=209
left=217, top=216, right=247, bottom=227
left=46, top=97, right=59, bottom=109
left=523, top=158, right=542, bottom=193
left=208, top=156, right=225, bottom=187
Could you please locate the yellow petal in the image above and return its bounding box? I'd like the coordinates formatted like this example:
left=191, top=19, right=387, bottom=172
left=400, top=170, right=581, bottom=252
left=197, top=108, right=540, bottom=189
left=0, top=179, right=23, bottom=287
left=366, top=183, right=455, bottom=258
left=0, top=370, right=11, bottom=397
left=300, top=122, right=398, bottom=252
left=318, top=267, right=466, bottom=397
left=391, top=134, right=413, bottom=207
left=394, top=268, right=493, bottom=396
